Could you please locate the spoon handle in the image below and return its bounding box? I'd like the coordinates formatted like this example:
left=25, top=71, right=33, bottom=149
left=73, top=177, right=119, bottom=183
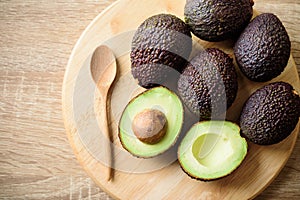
left=100, top=92, right=113, bottom=181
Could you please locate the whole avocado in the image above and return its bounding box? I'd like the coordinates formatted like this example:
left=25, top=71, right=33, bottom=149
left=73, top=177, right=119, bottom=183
left=177, top=48, right=238, bottom=119
left=184, top=0, right=254, bottom=42
left=130, top=14, right=192, bottom=88
left=234, top=13, right=291, bottom=82
left=240, top=82, right=300, bottom=145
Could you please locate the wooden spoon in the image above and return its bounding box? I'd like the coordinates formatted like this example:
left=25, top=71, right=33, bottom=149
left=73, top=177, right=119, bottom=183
left=90, top=45, right=117, bottom=181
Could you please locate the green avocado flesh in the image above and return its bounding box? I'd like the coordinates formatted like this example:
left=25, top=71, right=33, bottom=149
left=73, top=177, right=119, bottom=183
left=178, top=121, right=247, bottom=180
left=119, top=87, right=183, bottom=158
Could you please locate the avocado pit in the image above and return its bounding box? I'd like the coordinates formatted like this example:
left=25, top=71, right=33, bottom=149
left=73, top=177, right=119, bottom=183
left=132, top=109, right=167, bottom=144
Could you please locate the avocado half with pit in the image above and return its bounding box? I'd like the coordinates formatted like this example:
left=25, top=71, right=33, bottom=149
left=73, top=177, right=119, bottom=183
left=178, top=121, right=247, bottom=181
left=119, top=87, right=184, bottom=158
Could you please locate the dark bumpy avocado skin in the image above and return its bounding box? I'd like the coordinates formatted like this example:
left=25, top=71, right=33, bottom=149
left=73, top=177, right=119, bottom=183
left=131, top=14, right=192, bottom=88
left=234, top=13, right=291, bottom=82
left=184, top=0, right=253, bottom=42
left=177, top=48, right=238, bottom=119
left=240, top=82, right=300, bottom=145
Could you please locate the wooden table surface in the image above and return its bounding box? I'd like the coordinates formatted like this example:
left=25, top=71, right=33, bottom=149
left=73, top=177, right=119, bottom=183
left=0, top=0, right=299, bottom=199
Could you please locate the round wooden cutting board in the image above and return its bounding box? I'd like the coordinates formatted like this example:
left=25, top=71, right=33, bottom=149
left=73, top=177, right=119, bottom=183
left=62, top=0, right=300, bottom=199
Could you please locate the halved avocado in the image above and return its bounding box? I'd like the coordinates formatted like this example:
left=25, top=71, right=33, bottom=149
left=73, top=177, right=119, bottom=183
left=119, top=87, right=183, bottom=158
left=178, top=121, right=247, bottom=180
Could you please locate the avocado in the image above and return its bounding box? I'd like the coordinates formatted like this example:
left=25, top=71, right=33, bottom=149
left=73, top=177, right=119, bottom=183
left=234, top=13, right=291, bottom=82
left=240, top=82, right=300, bottom=145
left=184, top=0, right=254, bottom=42
left=178, top=121, right=247, bottom=181
left=177, top=48, right=238, bottom=120
left=130, top=14, right=192, bottom=88
left=119, top=86, right=184, bottom=158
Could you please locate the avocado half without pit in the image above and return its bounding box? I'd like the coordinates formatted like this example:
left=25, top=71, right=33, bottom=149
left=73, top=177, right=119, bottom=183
left=178, top=121, right=247, bottom=181
left=119, top=87, right=183, bottom=158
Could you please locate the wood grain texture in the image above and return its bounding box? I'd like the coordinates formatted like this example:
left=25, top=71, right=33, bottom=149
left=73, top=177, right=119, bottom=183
left=90, top=45, right=117, bottom=181
left=0, top=0, right=299, bottom=199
